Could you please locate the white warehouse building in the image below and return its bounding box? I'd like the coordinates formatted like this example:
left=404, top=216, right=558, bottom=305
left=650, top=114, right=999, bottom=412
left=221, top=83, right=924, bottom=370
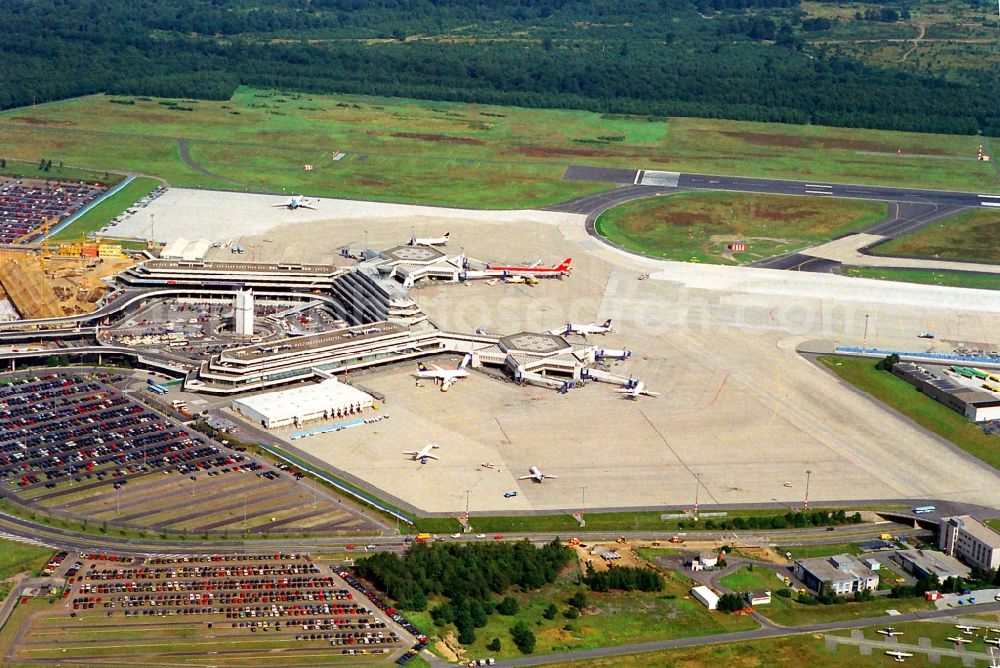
left=232, top=378, right=374, bottom=429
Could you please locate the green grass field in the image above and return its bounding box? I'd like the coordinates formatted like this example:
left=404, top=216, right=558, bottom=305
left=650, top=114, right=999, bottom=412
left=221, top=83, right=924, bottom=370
left=594, top=192, right=886, bottom=263
left=539, top=631, right=970, bottom=667
left=49, top=176, right=161, bottom=243
left=0, top=87, right=995, bottom=215
left=719, top=565, right=932, bottom=626
left=0, top=158, right=124, bottom=187
left=840, top=267, right=1000, bottom=290
left=411, top=568, right=756, bottom=661
left=0, top=537, right=53, bottom=581
left=778, top=542, right=865, bottom=560
left=870, top=209, right=1000, bottom=264
left=819, top=356, right=1000, bottom=471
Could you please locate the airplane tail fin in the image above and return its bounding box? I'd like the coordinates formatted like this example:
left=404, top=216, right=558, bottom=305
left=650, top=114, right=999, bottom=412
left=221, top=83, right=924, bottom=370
left=460, top=354, right=472, bottom=369
left=556, top=258, right=572, bottom=272
left=417, top=362, right=428, bottom=371
left=603, top=319, right=612, bottom=328
left=443, top=232, right=450, bottom=239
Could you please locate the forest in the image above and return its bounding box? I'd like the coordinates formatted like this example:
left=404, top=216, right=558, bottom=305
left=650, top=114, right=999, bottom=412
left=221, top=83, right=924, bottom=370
left=1, top=0, right=998, bottom=135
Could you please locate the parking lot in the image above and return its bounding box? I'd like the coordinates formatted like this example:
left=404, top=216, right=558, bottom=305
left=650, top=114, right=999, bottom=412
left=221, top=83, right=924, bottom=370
left=0, top=372, right=379, bottom=535
left=6, top=552, right=415, bottom=666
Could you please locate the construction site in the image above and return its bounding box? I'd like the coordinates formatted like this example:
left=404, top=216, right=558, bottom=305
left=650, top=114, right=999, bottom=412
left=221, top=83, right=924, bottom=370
left=0, top=246, right=133, bottom=319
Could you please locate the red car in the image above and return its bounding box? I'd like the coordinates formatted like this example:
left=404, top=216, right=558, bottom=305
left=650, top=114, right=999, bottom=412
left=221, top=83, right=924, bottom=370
left=493, top=534, right=504, bottom=540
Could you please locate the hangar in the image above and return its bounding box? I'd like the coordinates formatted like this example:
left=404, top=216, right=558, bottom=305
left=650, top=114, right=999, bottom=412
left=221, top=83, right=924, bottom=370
left=231, top=378, right=375, bottom=429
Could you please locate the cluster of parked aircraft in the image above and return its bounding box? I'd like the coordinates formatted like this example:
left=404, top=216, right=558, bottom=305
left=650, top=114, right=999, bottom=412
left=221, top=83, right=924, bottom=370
left=877, top=626, right=1000, bottom=663
left=400, top=445, right=556, bottom=486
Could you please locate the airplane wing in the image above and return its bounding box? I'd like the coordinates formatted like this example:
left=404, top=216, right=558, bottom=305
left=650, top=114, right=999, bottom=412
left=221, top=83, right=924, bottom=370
left=544, top=474, right=558, bottom=479
left=547, top=327, right=566, bottom=335
left=441, top=377, right=457, bottom=390
left=517, top=475, right=532, bottom=480
left=401, top=451, right=418, bottom=456
left=299, top=204, right=317, bottom=210
left=424, top=454, right=440, bottom=461
left=429, top=364, right=444, bottom=372
left=644, top=391, right=661, bottom=397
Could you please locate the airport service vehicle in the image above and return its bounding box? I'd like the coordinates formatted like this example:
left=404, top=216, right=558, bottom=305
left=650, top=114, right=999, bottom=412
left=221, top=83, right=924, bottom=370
left=401, top=444, right=440, bottom=464
left=415, top=355, right=471, bottom=391
left=913, top=505, right=936, bottom=514
left=408, top=232, right=450, bottom=247
left=918, top=332, right=935, bottom=339
left=503, top=491, right=517, bottom=498
left=518, top=466, right=556, bottom=483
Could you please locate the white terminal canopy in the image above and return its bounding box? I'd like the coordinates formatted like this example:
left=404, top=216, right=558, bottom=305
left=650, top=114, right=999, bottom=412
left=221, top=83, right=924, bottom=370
left=232, top=378, right=373, bottom=429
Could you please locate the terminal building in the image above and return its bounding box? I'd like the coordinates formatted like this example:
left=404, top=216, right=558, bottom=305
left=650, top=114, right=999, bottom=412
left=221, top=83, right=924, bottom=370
left=939, top=515, right=1000, bottom=571
left=793, top=554, right=879, bottom=595
left=891, top=362, right=1000, bottom=422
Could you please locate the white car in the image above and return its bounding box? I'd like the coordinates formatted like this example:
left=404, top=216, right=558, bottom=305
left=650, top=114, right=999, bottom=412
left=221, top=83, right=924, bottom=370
left=476, top=533, right=486, bottom=539
left=451, top=533, right=462, bottom=539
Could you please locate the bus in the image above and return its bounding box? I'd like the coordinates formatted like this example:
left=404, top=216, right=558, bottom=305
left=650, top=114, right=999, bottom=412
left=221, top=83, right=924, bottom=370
left=913, top=505, right=936, bottom=515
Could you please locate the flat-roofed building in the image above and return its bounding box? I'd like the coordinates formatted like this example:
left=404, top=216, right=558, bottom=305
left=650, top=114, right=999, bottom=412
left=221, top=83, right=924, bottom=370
left=232, top=378, right=374, bottom=429
left=939, top=515, right=1000, bottom=571
left=893, top=548, right=970, bottom=582
left=793, top=554, right=879, bottom=596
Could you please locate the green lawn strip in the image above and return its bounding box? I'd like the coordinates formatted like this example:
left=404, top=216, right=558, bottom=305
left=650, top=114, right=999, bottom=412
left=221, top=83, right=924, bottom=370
left=407, top=570, right=756, bottom=661
left=536, top=631, right=952, bottom=667
left=421, top=507, right=875, bottom=535
left=720, top=565, right=933, bottom=626
left=777, top=542, right=865, bottom=560
left=49, top=176, right=161, bottom=243
left=841, top=266, right=1000, bottom=290
left=0, top=536, right=54, bottom=580
left=869, top=208, right=1000, bottom=264
left=819, top=355, right=1000, bottom=471
left=986, top=520, right=1000, bottom=532
left=0, top=158, right=125, bottom=187
left=594, top=192, right=886, bottom=264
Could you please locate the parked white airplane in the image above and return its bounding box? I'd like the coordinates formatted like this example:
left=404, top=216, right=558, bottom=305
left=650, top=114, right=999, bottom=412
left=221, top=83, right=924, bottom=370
left=415, top=354, right=472, bottom=391
left=408, top=232, right=450, bottom=246
left=984, top=637, right=1000, bottom=648
left=616, top=379, right=660, bottom=399
left=885, top=651, right=913, bottom=663
left=519, top=466, right=557, bottom=483
left=402, top=444, right=440, bottom=464
left=549, top=319, right=613, bottom=337
left=878, top=628, right=903, bottom=637
left=957, top=625, right=977, bottom=634
left=273, top=195, right=316, bottom=210
left=948, top=636, right=973, bottom=644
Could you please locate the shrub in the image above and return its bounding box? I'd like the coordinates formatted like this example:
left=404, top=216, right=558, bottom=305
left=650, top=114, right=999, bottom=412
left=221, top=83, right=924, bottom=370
left=542, top=603, right=558, bottom=620
left=497, top=596, right=519, bottom=616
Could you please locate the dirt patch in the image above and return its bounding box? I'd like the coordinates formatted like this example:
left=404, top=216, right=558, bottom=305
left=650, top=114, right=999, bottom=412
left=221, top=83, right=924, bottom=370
left=662, top=212, right=704, bottom=227
left=6, top=116, right=75, bottom=127
left=517, top=145, right=608, bottom=158
left=391, top=132, right=486, bottom=145
left=354, top=179, right=390, bottom=187
left=751, top=206, right=815, bottom=222
left=715, top=130, right=949, bottom=155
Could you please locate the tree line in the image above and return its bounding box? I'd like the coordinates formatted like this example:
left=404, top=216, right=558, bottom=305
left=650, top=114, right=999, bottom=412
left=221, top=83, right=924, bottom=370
left=1, top=0, right=997, bottom=135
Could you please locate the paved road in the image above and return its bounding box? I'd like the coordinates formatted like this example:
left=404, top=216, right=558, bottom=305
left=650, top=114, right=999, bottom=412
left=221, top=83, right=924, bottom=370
left=494, top=602, right=1000, bottom=667
left=555, top=166, right=998, bottom=273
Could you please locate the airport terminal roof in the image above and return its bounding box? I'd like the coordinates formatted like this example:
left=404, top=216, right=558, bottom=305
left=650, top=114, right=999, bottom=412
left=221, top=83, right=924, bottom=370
left=225, top=323, right=406, bottom=361
left=232, top=379, right=372, bottom=422
left=895, top=548, right=970, bottom=579
left=159, top=237, right=212, bottom=261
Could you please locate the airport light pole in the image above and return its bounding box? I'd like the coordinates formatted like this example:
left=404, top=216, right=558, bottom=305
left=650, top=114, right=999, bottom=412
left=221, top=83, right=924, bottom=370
left=693, top=473, right=701, bottom=519
left=863, top=313, right=870, bottom=351
left=581, top=486, right=586, bottom=514
left=805, top=469, right=812, bottom=511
